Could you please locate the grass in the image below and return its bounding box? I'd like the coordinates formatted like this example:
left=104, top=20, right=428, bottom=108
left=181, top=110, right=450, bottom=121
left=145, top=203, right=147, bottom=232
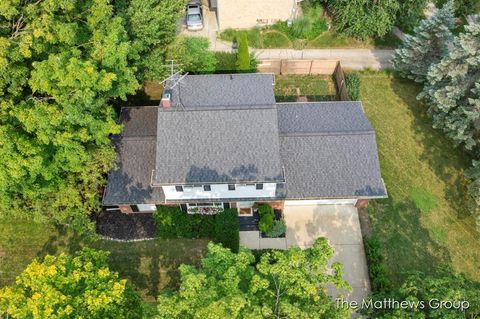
left=0, top=218, right=208, bottom=304
left=219, top=28, right=402, bottom=49
left=359, top=72, right=480, bottom=286
left=274, top=75, right=337, bottom=102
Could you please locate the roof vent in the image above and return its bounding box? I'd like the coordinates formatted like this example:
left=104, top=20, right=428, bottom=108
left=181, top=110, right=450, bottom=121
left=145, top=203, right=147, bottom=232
left=161, top=89, right=172, bottom=108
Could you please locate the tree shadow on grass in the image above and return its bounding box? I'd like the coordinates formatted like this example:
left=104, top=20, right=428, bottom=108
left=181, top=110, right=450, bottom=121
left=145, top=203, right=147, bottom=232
left=37, top=229, right=208, bottom=303
left=368, top=198, right=452, bottom=287
left=389, top=76, right=471, bottom=218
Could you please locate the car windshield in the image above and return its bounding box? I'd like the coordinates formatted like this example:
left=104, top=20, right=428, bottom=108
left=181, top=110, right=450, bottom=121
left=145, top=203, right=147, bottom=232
left=188, top=14, right=201, bottom=22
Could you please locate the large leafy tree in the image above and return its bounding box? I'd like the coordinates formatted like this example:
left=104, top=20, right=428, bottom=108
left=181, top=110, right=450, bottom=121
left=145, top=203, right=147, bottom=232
left=0, top=249, right=144, bottom=318
left=156, top=238, right=351, bottom=318
left=319, top=0, right=400, bottom=40
left=391, top=0, right=455, bottom=83
left=115, top=0, right=186, bottom=80
left=0, top=0, right=139, bottom=233
left=396, top=0, right=429, bottom=32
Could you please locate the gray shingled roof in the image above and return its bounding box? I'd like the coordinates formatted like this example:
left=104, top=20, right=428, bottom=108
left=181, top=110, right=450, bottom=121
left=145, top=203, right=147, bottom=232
left=277, top=102, right=373, bottom=135
left=170, top=74, right=276, bottom=108
left=103, top=107, right=165, bottom=205
left=278, top=102, right=386, bottom=199
left=154, top=106, right=284, bottom=184
left=104, top=76, right=387, bottom=205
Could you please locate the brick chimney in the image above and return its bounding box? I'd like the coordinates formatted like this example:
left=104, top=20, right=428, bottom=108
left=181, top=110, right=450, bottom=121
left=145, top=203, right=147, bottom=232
left=161, top=89, right=172, bottom=108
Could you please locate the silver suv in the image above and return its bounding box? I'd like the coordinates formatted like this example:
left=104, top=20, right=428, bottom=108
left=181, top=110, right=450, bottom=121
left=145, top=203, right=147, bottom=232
left=186, top=1, right=203, bottom=31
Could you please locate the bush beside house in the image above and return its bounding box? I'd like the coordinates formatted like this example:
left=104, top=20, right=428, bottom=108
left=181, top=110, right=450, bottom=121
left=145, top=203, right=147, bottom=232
left=363, top=235, right=392, bottom=292
left=154, top=206, right=240, bottom=252
left=213, top=209, right=240, bottom=253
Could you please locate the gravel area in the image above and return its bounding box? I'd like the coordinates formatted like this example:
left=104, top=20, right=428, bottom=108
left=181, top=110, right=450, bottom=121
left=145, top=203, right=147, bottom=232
left=96, top=210, right=156, bottom=240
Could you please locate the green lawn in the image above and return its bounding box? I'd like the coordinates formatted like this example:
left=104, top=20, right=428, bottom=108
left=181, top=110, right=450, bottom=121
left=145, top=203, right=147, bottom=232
left=274, top=75, right=337, bottom=102
left=0, top=218, right=208, bottom=304
left=219, top=28, right=401, bottom=49
left=359, top=73, right=480, bottom=286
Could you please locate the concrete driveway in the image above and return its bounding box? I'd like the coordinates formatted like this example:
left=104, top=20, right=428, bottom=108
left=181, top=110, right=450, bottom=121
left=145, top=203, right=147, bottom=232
left=284, top=204, right=370, bottom=306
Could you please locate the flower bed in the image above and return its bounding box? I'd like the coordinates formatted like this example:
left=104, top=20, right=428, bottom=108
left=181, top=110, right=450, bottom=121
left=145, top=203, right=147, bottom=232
left=187, top=206, right=223, bottom=215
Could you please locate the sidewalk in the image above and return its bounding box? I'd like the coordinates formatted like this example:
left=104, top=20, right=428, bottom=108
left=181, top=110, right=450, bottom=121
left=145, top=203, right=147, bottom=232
left=252, top=48, right=393, bottom=70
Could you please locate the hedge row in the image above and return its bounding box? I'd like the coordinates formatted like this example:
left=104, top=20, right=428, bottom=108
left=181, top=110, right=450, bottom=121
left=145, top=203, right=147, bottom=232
left=153, top=206, right=239, bottom=252
left=363, top=235, right=392, bottom=292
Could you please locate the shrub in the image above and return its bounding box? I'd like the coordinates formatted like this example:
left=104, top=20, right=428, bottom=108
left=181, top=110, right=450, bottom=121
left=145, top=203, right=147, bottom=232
left=275, top=4, right=327, bottom=41
left=345, top=73, right=361, bottom=100
left=256, top=204, right=274, bottom=233
left=265, top=219, right=287, bottom=237
left=214, top=208, right=240, bottom=253
left=214, top=52, right=237, bottom=73
left=364, top=235, right=391, bottom=292
left=154, top=206, right=215, bottom=238
left=166, top=36, right=216, bottom=74
left=236, top=33, right=251, bottom=72
left=214, top=52, right=258, bottom=73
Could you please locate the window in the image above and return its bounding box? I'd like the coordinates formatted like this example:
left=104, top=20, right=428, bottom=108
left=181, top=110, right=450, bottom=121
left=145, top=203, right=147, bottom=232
left=130, top=205, right=139, bottom=212
left=256, top=183, right=263, bottom=190
left=175, top=186, right=183, bottom=192
left=228, top=184, right=235, bottom=191
left=188, top=202, right=223, bottom=208
left=203, top=185, right=211, bottom=191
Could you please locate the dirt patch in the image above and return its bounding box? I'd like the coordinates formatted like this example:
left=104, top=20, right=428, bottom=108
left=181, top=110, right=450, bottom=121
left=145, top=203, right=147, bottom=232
left=358, top=207, right=373, bottom=236
left=95, top=210, right=156, bottom=240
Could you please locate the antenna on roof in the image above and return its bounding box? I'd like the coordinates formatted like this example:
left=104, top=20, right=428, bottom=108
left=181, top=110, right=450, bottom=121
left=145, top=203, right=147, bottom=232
left=159, top=60, right=189, bottom=90
left=158, top=60, right=188, bottom=110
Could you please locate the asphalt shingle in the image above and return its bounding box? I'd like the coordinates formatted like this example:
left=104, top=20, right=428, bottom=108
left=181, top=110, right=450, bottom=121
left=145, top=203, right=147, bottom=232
left=277, top=102, right=373, bottom=135
left=154, top=106, right=284, bottom=184
left=169, top=73, right=276, bottom=108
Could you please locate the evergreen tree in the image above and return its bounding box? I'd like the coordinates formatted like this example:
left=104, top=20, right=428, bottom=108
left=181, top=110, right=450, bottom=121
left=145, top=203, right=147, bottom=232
left=391, top=0, right=455, bottom=83
left=420, top=22, right=480, bottom=150
left=236, top=34, right=251, bottom=72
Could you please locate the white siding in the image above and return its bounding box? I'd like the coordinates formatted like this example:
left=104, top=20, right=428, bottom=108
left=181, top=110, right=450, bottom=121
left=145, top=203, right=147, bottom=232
left=163, top=183, right=277, bottom=200
left=284, top=199, right=357, bottom=206
left=136, top=204, right=157, bottom=212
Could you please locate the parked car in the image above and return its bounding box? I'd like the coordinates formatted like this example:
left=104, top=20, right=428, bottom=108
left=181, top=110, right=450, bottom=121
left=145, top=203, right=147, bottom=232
left=186, top=1, right=203, bottom=31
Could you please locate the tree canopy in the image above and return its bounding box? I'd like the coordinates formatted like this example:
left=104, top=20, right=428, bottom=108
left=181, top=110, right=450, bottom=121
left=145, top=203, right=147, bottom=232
left=156, top=238, right=351, bottom=319
left=365, top=267, right=480, bottom=318
left=0, top=0, right=182, bottom=234
left=0, top=248, right=144, bottom=318
left=115, top=0, right=186, bottom=80
left=0, top=0, right=140, bottom=234
left=319, top=0, right=400, bottom=40
left=391, top=0, right=455, bottom=83
left=166, top=36, right=216, bottom=74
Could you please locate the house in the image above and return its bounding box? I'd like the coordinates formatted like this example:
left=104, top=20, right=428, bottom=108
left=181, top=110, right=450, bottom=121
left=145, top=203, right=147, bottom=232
left=208, top=0, right=299, bottom=30
left=102, top=73, right=387, bottom=215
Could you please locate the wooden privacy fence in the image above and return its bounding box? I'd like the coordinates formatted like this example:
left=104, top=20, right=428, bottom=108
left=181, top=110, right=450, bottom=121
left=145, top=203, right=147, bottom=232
left=257, top=59, right=349, bottom=101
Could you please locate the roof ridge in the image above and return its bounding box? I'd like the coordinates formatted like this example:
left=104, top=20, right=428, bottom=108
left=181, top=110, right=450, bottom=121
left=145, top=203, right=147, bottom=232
left=279, top=130, right=375, bottom=137
left=158, top=105, right=277, bottom=112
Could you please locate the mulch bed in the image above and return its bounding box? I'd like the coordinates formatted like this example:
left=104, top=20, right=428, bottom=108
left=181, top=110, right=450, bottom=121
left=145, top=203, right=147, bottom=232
left=95, top=210, right=156, bottom=241
left=357, top=207, right=373, bottom=237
